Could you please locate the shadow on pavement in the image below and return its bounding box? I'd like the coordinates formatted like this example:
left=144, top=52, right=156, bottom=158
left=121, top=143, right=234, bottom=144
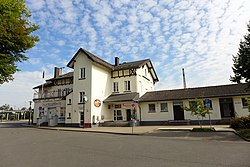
left=145, top=130, right=246, bottom=142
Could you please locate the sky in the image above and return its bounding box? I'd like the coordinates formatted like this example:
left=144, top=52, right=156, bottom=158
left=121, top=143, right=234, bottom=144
left=0, top=0, right=250, bottom=109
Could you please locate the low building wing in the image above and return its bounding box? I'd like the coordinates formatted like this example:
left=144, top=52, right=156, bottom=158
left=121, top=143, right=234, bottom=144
left=139, top=83, right=250, bottom=102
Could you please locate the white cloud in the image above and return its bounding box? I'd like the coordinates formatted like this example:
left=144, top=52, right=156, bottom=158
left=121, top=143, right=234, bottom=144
left=0, top=71, right=46, bottom=108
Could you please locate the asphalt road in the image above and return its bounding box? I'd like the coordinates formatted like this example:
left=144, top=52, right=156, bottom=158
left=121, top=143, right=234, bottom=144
left=0, top=122, right=250, bottom=167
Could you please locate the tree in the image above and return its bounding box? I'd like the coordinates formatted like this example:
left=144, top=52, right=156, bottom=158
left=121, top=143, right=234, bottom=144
left=0, top=104, right=11, bottom=110
left=183, top=99, right=210, bottom=128
left=230, top=21, right=250, bottom=88
left=0, top=0, right=39, bottom=84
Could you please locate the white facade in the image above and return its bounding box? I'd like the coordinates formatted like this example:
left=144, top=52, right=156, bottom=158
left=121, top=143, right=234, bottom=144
left=33, top=48, right=250, bottom=127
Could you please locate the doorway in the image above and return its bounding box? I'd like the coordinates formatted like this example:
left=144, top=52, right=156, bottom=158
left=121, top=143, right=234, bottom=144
left=219, top=98, right=235, bottom=117
left=126, top=109, right=131, bottom=121
left=173, top=102, right=184, bottom=120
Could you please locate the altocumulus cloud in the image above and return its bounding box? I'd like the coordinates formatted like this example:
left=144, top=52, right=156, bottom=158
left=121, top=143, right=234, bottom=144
left=0, top=0, right=250, bottom=107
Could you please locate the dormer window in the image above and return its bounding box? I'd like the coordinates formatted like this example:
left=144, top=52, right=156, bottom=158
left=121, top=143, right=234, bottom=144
left=79, top=67, right=85, bottom=79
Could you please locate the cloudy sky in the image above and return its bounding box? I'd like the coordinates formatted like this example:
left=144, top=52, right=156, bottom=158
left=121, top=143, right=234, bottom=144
left=0, top=0, right=250, bottom=108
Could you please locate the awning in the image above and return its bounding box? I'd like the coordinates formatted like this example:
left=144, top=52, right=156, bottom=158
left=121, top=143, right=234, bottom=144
left=104, top=92, right=139, bottom=103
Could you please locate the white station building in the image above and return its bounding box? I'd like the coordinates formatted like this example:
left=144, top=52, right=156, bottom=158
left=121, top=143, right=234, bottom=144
left=33, top=48, right=250, bottom=127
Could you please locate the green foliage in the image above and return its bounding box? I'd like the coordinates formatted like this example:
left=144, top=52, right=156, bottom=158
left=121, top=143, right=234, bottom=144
left=236, top=129, right=250, bottom=140
left=0, top=0, right=39, bottom=84
left=0, top=104, right=11, bottom=110
left=230, top=116, right=250, bottom=129
left=183, top=99, right=210, bottom=128
left=230, top=21, right=250, bottom=88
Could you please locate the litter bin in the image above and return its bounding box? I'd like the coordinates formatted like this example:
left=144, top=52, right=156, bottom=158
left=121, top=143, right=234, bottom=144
left=130, top=119, right=137, bottom=127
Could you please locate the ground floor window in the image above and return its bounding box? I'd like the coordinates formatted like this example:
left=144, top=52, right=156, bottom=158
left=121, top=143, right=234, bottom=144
left=114, top=110, right=123, bottom=121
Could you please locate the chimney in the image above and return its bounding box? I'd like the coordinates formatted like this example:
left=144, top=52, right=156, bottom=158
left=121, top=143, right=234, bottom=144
left=54, top=67, right=62, bottom=78
left=115, top=57, right=119, bottom=66
left=182, top=68, right=187, bottom=89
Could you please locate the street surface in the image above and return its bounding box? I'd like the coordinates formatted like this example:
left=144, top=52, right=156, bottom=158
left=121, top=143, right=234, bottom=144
left=0, top=121, right=250, bottom=167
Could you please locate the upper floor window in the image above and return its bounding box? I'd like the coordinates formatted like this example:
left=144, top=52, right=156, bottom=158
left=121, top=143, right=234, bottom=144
left=148, top=104, right=156, bottom=113
left=113, top=82, right=119, bottom=93
left=68, top=99, right=72, bottom=105
left=145, top=69, right=147, bottom=77
left=79, top=92, right=85, bottom=103
left=124, top=80, right=131, bottom=91
left=79, top=67, right=85, bottom=79
left=160, top=103, right=168, bottom=112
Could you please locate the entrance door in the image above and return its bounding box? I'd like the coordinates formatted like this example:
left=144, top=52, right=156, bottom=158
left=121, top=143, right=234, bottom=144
left=80, top=112, right=84, bottom=127
left=173, top=102, right=184, bottom=120
left=126, top=109, right=131, bottom=121
left=219, top=98, right=235, bottom=117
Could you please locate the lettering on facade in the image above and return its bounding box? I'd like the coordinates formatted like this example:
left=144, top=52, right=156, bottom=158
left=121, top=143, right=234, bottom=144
left=45, top=102, right=61, bottom=107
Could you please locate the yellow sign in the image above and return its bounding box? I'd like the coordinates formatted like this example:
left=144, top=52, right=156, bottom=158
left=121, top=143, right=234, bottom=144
left=94, top=99, right=101, bottom=107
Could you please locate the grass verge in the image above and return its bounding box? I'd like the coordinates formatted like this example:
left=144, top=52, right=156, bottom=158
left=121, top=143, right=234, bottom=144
left=236, top=129, right=250, bottom=140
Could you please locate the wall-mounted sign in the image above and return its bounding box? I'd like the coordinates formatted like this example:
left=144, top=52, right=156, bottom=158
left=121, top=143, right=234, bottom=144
left=45, top=102, right=61, bottom=107
left=94, top=99, right=101, bottom=107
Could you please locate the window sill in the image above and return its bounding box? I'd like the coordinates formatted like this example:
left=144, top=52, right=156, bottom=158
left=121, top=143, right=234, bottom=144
left=67, top=103, right=72, bottom=105
left=124, top=90, right=131, bottom=93
left=160, top=110, right=168, bottom=112
left=79, top=78, right=86, bottom=80
left=148, top=111, right=156, bottom=113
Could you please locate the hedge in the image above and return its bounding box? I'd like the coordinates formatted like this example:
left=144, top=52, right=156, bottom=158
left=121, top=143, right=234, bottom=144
left=230, top=115, right=250, bottom=129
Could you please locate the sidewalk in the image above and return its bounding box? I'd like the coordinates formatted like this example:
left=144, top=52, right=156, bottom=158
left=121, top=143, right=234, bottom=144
left=25, top=124, right=234, bottom=135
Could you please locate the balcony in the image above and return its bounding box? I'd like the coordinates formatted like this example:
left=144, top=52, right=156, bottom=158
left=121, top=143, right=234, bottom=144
left=33, top=88, right=73, bottom=100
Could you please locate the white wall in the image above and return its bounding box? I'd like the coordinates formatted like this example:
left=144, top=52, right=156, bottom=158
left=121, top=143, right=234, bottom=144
left=71, top=52, right=92, bottom=124
left=91, top=63, right=112, bottom=122
left=233, top=96, right=250, bottom=117
left=136, top=65, right=154, bottom=97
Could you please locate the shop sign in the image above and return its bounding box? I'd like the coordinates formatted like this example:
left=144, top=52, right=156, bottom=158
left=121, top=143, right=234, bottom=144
left=45, top=102, right=61, bottom=107
left=94, top=99, right=101, bottom=107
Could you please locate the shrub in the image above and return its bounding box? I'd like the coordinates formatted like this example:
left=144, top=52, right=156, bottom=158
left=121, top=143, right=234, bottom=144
left=230, top=116, right=250, bottom=129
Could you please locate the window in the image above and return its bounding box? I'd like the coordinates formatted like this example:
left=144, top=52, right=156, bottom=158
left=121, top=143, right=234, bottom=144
left=242, top=98, right=250, bottom=108
left=113, top=82, right=119, bottom=92
left=145, top=69, right=147, bottom=77
left=148, top=104, right=156, bottom=113
left=79, top=67, right=85, bottom=79
left=79, top=92, right=85, bottom=103
left=114, top=110, right=123, bottom=121
left=160, top=103, right=168, bottom=112
left=68, top=99, right=72, bottom=105
left=124, top=81, right=131, bottom=91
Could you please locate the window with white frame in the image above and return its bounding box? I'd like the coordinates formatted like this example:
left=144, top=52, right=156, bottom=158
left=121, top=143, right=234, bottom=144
left=79, top=67, right=85, bottom=79
left=242, top=98, right=250, bottom=108
left=160, top=103, right=168, bottom=112
left=113, top=82, right=119, bottom=92
left=68, top=99, right=72, bottom=105
left=79, top=92, right=85, bottom=103
left=114, top=110, right=123, bottom=121
left=124, top=80, right=131, bottom=91
left=148, top=104, right=156, bottom=113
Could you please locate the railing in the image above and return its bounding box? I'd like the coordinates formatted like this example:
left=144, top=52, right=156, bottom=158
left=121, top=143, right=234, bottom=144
left=33, top=88, right=73, bottom=99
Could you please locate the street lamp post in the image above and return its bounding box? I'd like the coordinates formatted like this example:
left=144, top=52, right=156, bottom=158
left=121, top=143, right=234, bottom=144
left=83, top=95, right=87, bottom=128
left=28, top=101, right=32, bottom=125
